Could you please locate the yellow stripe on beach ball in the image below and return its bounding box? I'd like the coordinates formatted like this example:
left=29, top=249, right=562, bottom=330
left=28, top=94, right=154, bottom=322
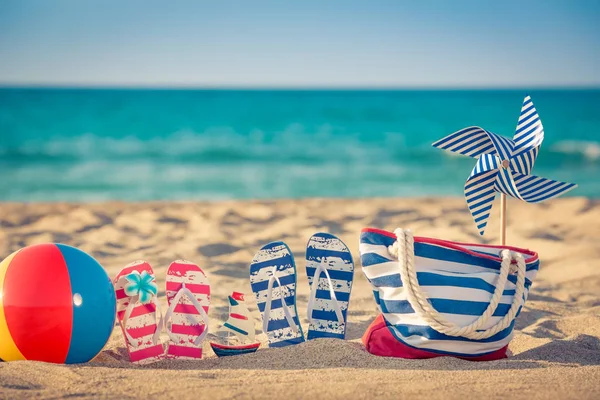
left=0, top=249, right=26, bottom=361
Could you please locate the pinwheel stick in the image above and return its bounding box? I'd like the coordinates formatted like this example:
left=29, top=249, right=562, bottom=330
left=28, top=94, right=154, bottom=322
left=500, top=193, right=507, bottom=245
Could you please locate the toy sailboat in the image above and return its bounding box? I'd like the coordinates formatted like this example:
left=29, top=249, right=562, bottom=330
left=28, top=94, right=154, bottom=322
left=210, top=292, right=260, bottom=357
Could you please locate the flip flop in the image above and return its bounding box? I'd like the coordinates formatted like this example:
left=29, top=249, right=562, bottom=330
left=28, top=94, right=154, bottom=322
left=164, top=260, right=210, bottom=359
left=306, top=233, right=354, bottom=340
left=249, top=241, right=305, bottom=347
left=114, top=261, right=164, bottom=364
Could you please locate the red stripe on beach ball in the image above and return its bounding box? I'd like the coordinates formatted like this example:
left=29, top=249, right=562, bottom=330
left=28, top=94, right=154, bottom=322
left=3, top=243, right=73, bottom=363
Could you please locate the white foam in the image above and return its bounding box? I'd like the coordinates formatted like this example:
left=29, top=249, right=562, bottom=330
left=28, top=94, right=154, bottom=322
left=551, top=140, right=600, bottom=161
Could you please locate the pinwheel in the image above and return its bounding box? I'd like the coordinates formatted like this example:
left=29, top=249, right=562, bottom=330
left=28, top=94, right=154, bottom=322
left=432, top=95, right=577, bottom=242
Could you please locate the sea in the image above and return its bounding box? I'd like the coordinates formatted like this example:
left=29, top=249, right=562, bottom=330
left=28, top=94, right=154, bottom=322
left=0, top=88, right=598, bottom=202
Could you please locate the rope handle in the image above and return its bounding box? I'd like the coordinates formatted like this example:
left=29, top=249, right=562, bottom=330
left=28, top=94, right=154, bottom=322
left=388, top=228, right=526, bottom=340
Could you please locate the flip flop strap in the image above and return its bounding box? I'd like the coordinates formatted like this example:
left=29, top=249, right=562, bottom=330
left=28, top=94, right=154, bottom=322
left=122, top=293, right=163, bottom=348
left=164, top=283, right=210, bottom=346
left=263, top=268, right=299, bottom=335
left=307, top=257, right=345, bottom=324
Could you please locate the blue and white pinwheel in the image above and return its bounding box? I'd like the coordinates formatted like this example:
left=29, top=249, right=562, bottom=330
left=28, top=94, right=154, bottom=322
left=432, top=95, right=577, bottom=235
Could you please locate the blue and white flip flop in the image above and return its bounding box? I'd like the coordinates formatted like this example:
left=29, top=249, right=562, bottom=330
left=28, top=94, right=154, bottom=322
left=305, top=233, right=354, bottom=340
left=249, top=241, right=305, bottom=348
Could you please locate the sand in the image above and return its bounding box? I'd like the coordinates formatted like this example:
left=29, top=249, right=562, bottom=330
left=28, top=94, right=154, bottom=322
left=1, top=197, right=600, bottom=399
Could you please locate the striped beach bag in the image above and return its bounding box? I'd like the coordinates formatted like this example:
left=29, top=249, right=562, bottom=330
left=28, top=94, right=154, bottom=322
left=360, top=228, right=539, bottom=360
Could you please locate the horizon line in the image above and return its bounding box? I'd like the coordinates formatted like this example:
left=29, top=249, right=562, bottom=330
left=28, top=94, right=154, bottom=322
left=1, top=83, right=600, bottom=91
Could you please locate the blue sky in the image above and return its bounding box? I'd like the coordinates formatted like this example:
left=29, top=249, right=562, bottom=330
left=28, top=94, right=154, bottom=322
left=0, top=0, right=599, bottom=87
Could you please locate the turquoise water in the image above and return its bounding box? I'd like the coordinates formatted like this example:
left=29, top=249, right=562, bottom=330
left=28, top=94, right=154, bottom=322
left=0, top=88, right=598, bottom=201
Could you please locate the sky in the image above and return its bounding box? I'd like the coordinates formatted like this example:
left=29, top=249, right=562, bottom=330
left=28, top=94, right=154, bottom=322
left=0, top=0, right=599, bottom=88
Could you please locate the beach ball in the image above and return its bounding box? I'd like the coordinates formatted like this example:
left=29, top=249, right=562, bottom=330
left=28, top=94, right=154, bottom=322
left=0, top=243, right=116, bottom=364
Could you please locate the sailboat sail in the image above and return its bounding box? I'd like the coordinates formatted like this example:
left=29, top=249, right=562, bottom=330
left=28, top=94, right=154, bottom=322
left=219, top=292, right=255, bottom=343
left=210, top=291, right=260, bottom=357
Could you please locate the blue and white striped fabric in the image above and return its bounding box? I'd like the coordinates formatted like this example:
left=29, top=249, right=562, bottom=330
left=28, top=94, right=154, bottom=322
left=249, top=242, right=305, bottom=347
left=360, top=228, right=539, bottom=357
left=432, top=95, right=577, bottom=235
left=305, top=233, right=354, bottom=340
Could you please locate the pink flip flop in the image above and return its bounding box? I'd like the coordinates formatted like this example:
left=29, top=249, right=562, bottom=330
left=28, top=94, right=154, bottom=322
left=114, top=261, right=164, bottom=364
left=164, top=260, right=211, bottom=359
